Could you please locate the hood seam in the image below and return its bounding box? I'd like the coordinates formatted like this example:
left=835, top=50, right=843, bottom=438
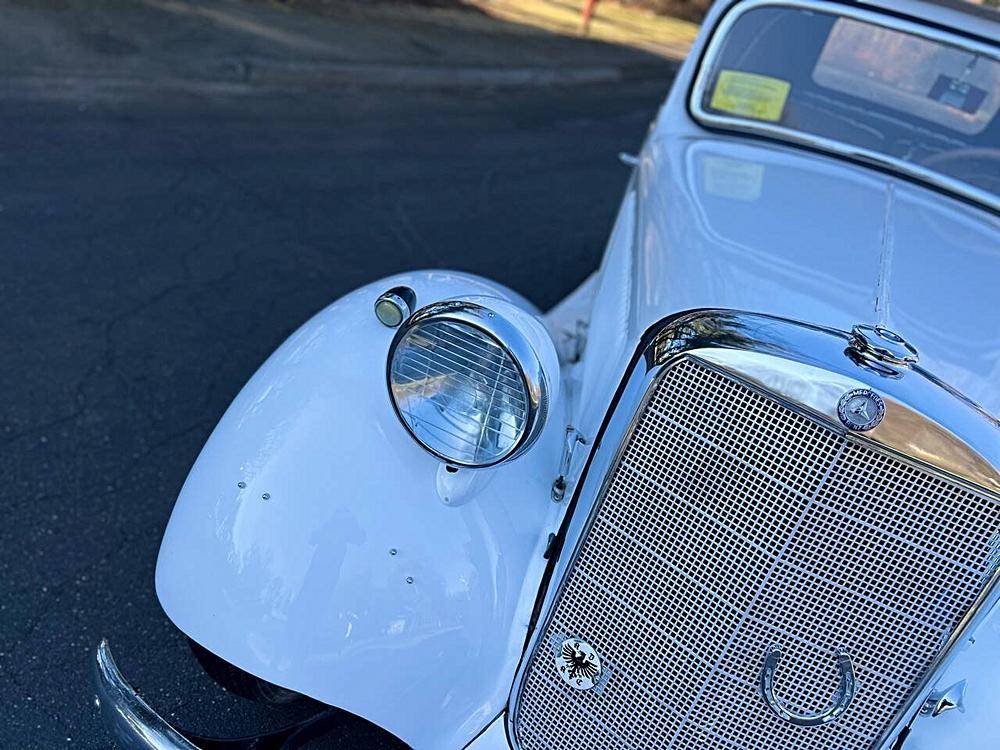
left=875, top=181, right=896, bottom=327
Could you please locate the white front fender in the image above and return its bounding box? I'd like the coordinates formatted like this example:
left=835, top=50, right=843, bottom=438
left=155, top=271, right=566, bottom=750
left=899, top=609, right=1000, bottom=749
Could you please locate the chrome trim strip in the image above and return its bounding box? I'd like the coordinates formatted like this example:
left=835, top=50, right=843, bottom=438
left=694, top=348, right=1000, bottom=494
left=93, top=640, right=202, bottom=750
left=689, top=0, right=1000, bottom=214
left=93, top=641, right=348, bottom=750
left=507, top=310, right=1000, bottom=750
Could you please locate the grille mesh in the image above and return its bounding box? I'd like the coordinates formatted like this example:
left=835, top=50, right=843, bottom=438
left=514, top=357, right=1000, bottom=750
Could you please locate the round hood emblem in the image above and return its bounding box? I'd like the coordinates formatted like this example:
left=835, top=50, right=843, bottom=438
left=837, top=389, right=885, bottom=432
left=556, top=638, right=602, bottom=690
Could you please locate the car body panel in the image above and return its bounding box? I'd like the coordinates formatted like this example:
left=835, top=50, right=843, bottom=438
left=464, top=714, right=510, bottom=750
left=146, top=0, right=1000, bottom=748
left=155, top=271, right=567, bottom=750
left=569, top=185, right=637, bottom=442
left=569, top=130, right=1000, bottom=473
left=631, top=134, right=1000, bottom=418
left=903, top=606, right=1000, bottom=749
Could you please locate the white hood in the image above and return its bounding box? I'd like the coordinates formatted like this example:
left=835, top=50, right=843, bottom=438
left=631, top=134, right=1000, bottom=419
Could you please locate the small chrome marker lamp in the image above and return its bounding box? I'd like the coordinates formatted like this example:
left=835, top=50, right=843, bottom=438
left=374, top=287, right=417, bottom=328
left=385, top=297, right=552, bottom=468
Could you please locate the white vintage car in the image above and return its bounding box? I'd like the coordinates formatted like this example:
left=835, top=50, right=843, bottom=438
left=95, top=0, right=1000, bottom=749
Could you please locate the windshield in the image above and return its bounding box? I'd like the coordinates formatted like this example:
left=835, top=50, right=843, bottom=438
left=693, top=2, right=1000, bottom=207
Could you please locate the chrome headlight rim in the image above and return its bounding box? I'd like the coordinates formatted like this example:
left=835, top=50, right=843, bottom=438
left=386, top=299, right=549, bottom=468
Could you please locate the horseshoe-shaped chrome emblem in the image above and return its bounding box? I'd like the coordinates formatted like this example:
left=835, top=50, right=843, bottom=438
left=759, top=644, right=858, bottom=727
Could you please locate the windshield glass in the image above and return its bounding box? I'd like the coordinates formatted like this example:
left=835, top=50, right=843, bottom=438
left=694, top=3, right=1000, bottom=205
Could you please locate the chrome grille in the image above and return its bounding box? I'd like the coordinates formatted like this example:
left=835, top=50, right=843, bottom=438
left=514, top=357, right=1000, bottom=750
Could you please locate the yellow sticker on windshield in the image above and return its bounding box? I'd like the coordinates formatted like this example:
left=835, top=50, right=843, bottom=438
left=710, top=70, right=791, bottom=122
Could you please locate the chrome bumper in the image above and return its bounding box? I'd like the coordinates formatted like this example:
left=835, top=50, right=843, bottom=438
left=94, top=640, right=355, bottom=750
left=93, top=636, right=513, bottom=749
left=93, top=639, right=200, bottom=750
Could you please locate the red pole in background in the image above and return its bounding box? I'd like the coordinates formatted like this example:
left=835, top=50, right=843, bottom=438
left=581, top=0, right=600, bottom=34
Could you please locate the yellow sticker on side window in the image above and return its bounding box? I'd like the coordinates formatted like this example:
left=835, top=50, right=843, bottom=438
left=710, top=70, right=791, bottom=122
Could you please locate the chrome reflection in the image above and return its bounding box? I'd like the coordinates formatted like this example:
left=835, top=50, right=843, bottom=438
left=759, top=644, right=858, bottom=727
left=920, top=679, right=967, bottom=718
left=93, top=639, right=200, bottom=750
left=93, top=640, right=347, bottom=750
left=849, top=324, right=919, bottom=368
left=693, top=347, right=1000, bottom=494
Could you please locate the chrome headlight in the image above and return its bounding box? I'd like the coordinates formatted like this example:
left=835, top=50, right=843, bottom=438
left=387, top=300, right=548, bottom=468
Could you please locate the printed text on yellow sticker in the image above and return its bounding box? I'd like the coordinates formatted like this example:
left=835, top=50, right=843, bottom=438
left=710, top=70, right=791, bottom=123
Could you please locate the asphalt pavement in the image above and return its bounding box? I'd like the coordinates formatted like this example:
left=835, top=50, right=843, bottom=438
left=0, top=1, right=675, bottom=747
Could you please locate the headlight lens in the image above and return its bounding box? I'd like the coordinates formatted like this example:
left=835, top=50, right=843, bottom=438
left=388, top=301, right=546, bottom=467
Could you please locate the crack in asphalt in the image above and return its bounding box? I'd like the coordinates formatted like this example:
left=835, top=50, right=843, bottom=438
left=0, top=69, right=668, bottom=748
